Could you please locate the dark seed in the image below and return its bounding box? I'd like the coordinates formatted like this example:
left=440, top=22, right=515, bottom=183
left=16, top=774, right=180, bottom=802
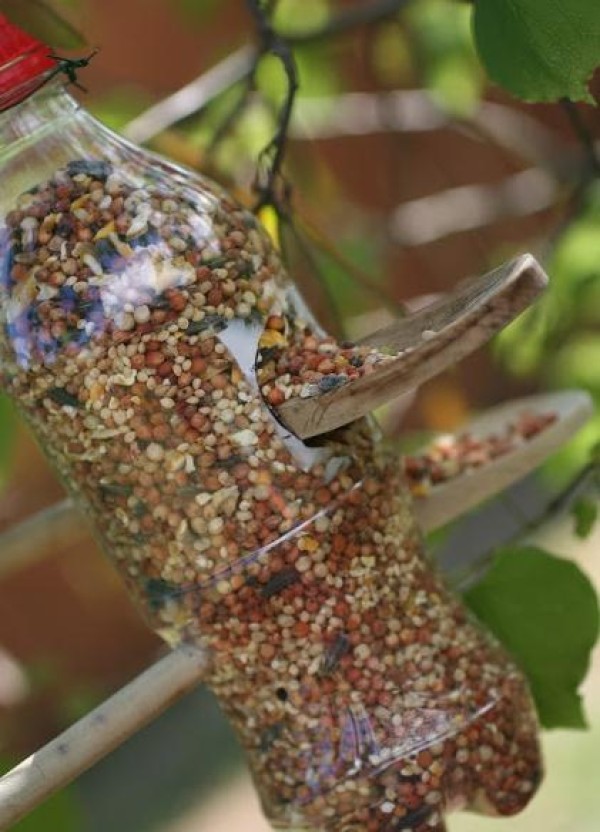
left=259, top=722, right=283, bottom=753
left=66, top=159, right=112, bottom=179
left=260, top=567, right=300, bottom=599
left=393, top=804, right=432, bottom=830
left=99, top=482, right=134, bottom=496
left=144, top=577, right=180, bottom=612
left=47, top=387, right=80, bottom=408
left=187, top=315, right=227, bottom=335
left=319, top=632, right=350, bottom=676
left=318, top=374, right=347, bottom=393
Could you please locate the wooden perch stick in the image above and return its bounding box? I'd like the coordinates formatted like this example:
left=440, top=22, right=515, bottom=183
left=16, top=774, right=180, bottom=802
left=276, top=254, right=548, bottom=439
left=0, top=499, right=83, bottom=578
left=0, top=645, right=210, bottom=831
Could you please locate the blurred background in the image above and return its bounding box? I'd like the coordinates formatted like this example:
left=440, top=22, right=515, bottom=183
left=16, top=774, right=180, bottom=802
left=0, top=1, right=599, bottom=830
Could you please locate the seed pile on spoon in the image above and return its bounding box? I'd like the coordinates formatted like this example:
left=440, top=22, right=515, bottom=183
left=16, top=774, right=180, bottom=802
left=405, top=410, right=557, bottom=497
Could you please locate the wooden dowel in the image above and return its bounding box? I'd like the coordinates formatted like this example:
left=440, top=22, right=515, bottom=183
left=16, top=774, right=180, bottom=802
left=0, top=645, right=210, bottom=831
left=0, top=499, right=83, bottom=579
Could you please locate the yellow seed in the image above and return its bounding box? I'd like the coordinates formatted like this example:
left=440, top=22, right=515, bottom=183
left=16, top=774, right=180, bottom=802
left=259, top=329, right=288, bottom=349
left=89, top=382, right=105, bottom=403
left=94, top=220, right=116, bottom=241
left=410, top=483, right=430, bottom=497
left=298, top=535, right=319, bottom=552
left=70, top=194, right=91, bottom=211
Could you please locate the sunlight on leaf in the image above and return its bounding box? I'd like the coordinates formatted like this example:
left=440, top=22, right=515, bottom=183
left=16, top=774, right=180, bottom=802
left=408, top=0, right=483, bottom=115
left=572, top=496, right=599, bottom=540
left=552, top=337, right=600, bottom=392
left=273, top=0, right=330, bottom=36
left=426, top=51, right=482, bottom=116
left=371, top=21, right=415, bottom=87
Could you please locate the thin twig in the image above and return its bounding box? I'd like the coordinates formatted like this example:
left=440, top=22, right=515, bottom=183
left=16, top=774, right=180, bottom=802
left=123, top=46, right=257, bottom=145
left=296, top=211, right=406, bottom=313
left=0, top=646, right=211, bottom=831
left=278, top=215, right=345, bottom=336
left=247, top=0, right=299, bottom=211
left=203, top=74, right=256, bottom=162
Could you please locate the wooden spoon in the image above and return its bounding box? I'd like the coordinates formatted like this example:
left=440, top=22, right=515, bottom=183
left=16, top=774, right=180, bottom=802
left=276, top=254, right=548, bottom=439
left=411, top=390, right=594, bottom=533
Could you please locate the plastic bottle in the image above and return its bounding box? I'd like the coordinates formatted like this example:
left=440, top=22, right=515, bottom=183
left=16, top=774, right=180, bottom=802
left=0, top=16, right=542, bottom=832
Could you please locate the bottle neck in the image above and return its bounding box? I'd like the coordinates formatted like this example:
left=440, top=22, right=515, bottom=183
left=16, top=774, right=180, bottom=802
left=0, top=77, right=77, bottom=145
left=0, top=81, right=130, bottom=216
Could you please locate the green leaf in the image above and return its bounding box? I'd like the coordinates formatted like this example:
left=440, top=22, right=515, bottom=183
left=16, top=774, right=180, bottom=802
left=0, top=392, right=16, bottom=483
left=472, top=0, right=600, bottom=102
left=464, top=546, right=600, bottom=729
left=572, top=496, right=599, bottom=539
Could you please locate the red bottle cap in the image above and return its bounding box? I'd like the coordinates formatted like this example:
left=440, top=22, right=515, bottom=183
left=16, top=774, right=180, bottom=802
left=0, top=13, right=55, bottom=110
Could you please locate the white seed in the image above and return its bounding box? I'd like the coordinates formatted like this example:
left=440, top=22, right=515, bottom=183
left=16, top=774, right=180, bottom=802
left=146, top=443, right=164, bottom=462
left=134, top=305, right=151, bottom=324
left=208, top=517, right=224, bottom=535
left=231, top=429, right=258, bottom=447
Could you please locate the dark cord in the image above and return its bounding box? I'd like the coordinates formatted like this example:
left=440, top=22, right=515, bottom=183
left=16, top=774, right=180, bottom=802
left=46, top=49, right=99, bottom=92
left=246, top=0, right=298, bottom=213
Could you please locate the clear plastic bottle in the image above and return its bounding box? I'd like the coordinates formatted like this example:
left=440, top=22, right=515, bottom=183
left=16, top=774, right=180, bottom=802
left=0, top=16, right=542, bottom=832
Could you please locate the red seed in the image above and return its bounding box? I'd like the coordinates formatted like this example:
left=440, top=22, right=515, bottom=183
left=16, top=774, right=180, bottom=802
left=145, top=350, right=164, bottom=368
left=267, top=387, right=285, bottom=407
